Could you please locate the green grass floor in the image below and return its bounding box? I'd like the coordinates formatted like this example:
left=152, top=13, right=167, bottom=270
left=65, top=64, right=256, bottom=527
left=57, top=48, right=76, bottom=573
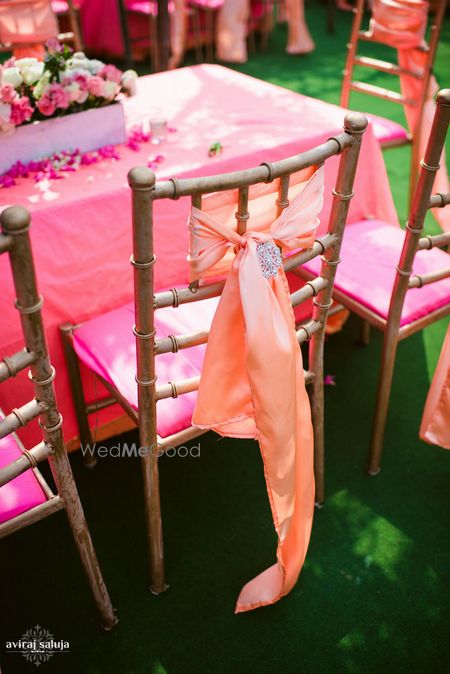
left=2, top=4, right=450, bottom=673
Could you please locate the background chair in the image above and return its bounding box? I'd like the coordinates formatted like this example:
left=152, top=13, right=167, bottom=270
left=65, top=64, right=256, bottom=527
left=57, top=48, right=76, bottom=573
left=51, top=0, right=83, bottom=51
left=117, top=0, right=203, bottom=70
left=294, top=89, right=450, bottom=480
left=60, top=110, right=367, bottom=591
left=0, top=0, right=82, bottom=55
left=340, top=0, right=447, bottom=207
left=0, top=206, right=117, bottom=630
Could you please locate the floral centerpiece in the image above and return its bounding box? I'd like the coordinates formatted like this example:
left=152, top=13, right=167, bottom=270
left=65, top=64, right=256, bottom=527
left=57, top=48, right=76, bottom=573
left=0, top=41, right=138, bottom=173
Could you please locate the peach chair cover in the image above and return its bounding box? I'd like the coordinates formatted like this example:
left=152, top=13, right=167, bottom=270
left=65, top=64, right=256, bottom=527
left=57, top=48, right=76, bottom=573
left=369, top=0, right=450, bottom=231
left=216, top=0, right=313, bottom=62
left=189, top=166, right=324, bottom=612
left=0, top=0, right=58, bottom=58
left=420, top=323, right=450, bottom=450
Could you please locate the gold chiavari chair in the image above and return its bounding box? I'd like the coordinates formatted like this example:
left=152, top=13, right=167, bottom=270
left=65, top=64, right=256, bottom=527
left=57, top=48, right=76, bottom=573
left=340, top=0, right=446, bottom=205
left=0, top=207, right=117, bottom=629
left=294, top=89, right=450, bottom=481
left=60, top=110, right=367, bottom=591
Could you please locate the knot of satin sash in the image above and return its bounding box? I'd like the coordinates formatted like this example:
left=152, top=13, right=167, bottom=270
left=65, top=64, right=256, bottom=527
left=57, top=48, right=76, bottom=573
left=188, top=167, right=325, bottom=613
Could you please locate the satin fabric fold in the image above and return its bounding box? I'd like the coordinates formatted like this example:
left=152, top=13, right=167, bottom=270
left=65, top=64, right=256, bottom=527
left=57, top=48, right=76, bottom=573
left=369, top=0, right=449, bottom=231
left=188, top=167, right=324, bottom=612
left=420, top=323, right=450, bottom=450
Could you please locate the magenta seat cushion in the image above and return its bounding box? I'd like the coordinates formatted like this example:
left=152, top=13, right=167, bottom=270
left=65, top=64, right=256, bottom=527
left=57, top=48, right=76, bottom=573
left=73, top=297, right=219, bottom=439
left=303, top=219, right=450, bottom=326
left=365, top=113, right=409, bottom=146
left=0, top=431, right=47, bottom=525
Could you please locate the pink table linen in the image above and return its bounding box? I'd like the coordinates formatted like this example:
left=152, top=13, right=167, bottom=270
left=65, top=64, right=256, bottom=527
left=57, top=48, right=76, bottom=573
left=420, top=323, right=450, bottom=450
left=0, top=64, right=397, bottom=447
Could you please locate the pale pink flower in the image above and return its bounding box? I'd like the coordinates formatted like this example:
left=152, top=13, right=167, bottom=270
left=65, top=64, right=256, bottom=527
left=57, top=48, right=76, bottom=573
left=88, top=75, right=104, bottom=97
left=99, top=64, right=123, bottom=83
left=0, top=83, right=18, bottom=104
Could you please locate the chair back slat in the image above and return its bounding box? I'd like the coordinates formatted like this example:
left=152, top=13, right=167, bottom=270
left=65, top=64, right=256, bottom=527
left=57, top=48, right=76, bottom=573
left=236, top=186, right=249, bottom=235
left=276, top=174, right=290, bottom=217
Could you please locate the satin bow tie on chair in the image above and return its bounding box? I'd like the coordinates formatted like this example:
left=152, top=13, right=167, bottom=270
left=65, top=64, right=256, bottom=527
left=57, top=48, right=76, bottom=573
left=188, top=166, right=324, bottom=612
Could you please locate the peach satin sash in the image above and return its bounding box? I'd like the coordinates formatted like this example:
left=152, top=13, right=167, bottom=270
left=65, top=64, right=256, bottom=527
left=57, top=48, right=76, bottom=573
left=369, top=0, right=449, bottom=231
left=189, top=167, right=324, bottom=612
left=420, top=323, right=450, bottom=450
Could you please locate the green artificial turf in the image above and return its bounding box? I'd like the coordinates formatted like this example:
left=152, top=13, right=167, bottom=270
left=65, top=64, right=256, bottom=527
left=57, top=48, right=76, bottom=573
left=1, top=4, right=449, bottom=673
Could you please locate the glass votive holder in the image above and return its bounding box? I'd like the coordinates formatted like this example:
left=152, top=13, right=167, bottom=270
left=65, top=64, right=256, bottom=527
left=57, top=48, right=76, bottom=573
left=150, top=112, right=168, bottom=145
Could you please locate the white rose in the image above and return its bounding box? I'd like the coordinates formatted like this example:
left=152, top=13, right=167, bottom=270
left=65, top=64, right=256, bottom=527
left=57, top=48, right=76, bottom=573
left=2, top=67, right=22, bottom=88
left=67, top=52, right=91, bottom=71
left=33, top=72, right=51, bottom=99
left=0, top=101, right=12, bottom=123
left=121, top=69, right=138, bottom=96
left=87, top=59, right=105, bottom=75
left=21, top=62, right=45, bottom=86
left=14, top=57, right=39, bottom=68
left=101, top=80, right=119, bottom=101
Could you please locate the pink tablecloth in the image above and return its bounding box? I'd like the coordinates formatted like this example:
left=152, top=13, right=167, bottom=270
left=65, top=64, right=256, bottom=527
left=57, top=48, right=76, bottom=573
left=0, top=65, right=397, bottom=446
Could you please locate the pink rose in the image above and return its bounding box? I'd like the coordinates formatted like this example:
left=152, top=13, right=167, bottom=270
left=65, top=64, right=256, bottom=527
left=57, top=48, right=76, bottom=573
left=48, top=82, right=70, bottom=110
left=88, top=75, right=104, bottom=97
left=0, top=83, right=18, bottom=104
left=10, top=96, right=33, bottom=125
left=37, top=95, right=56, bottom=117
left=99, top=64, right=123, bottom=84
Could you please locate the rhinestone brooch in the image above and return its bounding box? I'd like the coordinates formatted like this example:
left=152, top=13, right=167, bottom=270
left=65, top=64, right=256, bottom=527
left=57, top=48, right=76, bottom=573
left=256, top=241, right=282, bottom=279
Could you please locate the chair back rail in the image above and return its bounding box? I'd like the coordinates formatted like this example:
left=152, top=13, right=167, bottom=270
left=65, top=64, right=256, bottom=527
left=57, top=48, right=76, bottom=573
left=0, top=206, right=117, bottom=629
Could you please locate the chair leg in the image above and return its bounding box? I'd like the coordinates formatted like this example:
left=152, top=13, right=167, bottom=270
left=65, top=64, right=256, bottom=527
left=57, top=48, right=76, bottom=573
left=360, top=319, right=371, bottom=346
left=309, top=333, right=325, bottom=507
left=50, top=445, right=117, bottom=629
left=59, top=324, right=97, bottom=468
left=367, top=330, right=399, bottom=475
left=141, top=450, right=166, bottom=594
left=191, top=8, right=203, bottom=63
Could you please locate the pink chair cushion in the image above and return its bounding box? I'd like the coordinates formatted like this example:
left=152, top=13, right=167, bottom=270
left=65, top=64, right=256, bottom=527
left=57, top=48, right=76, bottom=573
left=302, top=219, right=450, bottom=326
left=73, top=297, right=219, bottom=439
left=365, top=113, right=409, bottom=145
left=0, top=430, right=47, bottom=525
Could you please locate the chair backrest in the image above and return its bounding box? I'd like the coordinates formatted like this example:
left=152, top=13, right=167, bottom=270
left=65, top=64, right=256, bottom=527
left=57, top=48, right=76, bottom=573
left=386, top=88, right=450, bottom=339
left=126, top=110, right=368, bottom=455
left=0, top=0, right=58, bottom=45
left=0, top=205, right=70, bottom=536
left=340, top=0, right=446, bottom=138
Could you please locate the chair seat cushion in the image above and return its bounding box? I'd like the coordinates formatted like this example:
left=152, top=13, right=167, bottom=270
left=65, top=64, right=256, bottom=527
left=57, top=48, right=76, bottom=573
left=73, top=297, right=219, bottom=439
left=0, top=431, right=47, bottom=525
left=302, top=219, right=450, bottom=326
left=365, top=113, right=409, bottom=145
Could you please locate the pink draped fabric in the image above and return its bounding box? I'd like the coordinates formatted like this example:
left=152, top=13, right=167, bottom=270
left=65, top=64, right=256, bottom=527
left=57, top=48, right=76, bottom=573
left=369, top=0, right=450, bottom=231
left=420, top=323, right=450, bottom=450
left=189, top=167, right=324, bottom=611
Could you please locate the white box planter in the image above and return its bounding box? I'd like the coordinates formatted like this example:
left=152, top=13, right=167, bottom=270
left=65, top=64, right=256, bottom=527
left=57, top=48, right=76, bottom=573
left=0, top=103, right=127, bottom=174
